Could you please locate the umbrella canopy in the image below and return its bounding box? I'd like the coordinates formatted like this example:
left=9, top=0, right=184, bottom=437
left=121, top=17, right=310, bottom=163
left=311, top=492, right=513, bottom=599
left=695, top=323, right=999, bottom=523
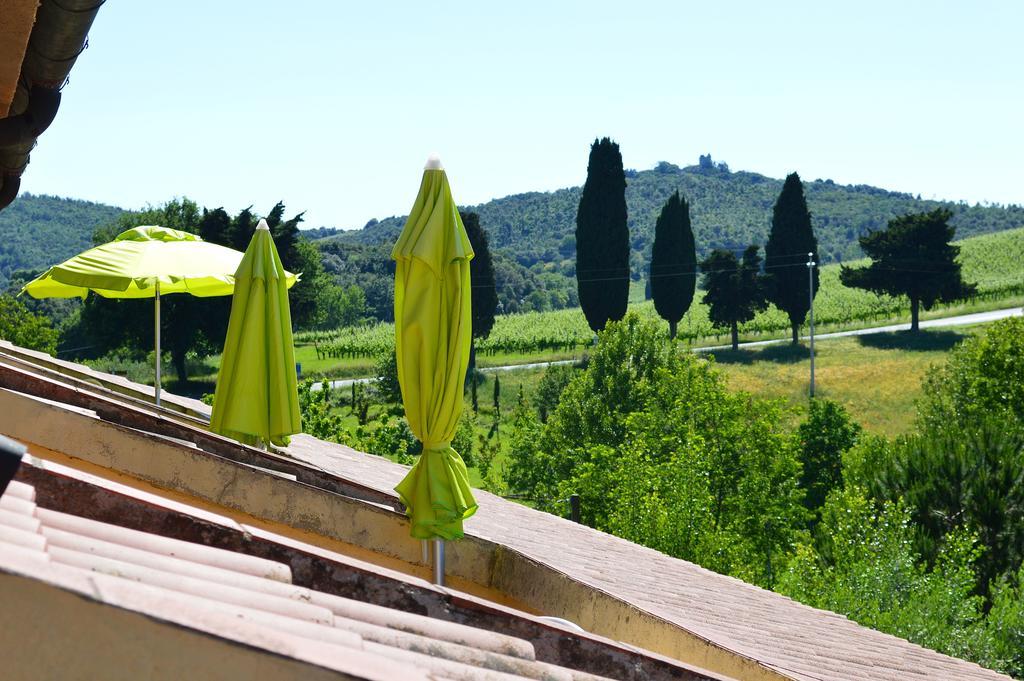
left=22, top=226, right=243, bottom=299
left=209, top=219, right=300, bottom=447
left=392, top=158, right=478, bottom=543
left=21, top=225, right=251, bottom=406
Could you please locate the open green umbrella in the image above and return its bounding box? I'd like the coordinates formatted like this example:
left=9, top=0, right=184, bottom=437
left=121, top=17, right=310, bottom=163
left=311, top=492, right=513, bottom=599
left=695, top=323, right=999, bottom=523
left=22, top=225, right=245, bottom=405
left=392, top=156, right=477, bottom=583
left=209, top=219, right=300, bottom=447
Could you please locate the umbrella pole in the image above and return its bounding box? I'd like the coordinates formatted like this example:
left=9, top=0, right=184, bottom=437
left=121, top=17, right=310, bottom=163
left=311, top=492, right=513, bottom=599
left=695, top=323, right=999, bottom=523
left=433, top=539, right=445, bottom=586
left=154, top=282, right=161, bottom=407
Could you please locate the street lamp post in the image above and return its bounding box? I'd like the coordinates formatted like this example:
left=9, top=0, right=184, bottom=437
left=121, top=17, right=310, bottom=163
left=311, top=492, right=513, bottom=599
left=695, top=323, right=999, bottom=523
left=807, top=252, right=816, bottom=398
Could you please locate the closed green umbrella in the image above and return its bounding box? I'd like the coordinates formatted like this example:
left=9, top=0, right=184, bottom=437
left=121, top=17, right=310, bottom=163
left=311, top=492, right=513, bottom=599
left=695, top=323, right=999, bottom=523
left=210, top=219, right=300, bottom=447
left=392, top=156, right=477, bottom=584
left=22, top=226, right=245, bottom=406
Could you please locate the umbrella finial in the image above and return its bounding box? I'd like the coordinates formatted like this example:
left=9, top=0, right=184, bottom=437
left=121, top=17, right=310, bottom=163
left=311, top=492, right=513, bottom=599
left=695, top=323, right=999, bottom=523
left=256, top=219, right=271, bottom=232
left=424, top=154, right=443, bottom=170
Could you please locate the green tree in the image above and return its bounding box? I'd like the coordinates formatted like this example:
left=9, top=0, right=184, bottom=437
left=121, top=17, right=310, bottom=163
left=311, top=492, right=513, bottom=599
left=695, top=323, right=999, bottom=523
left=506, top=314, right=805, bottom=586
left=575, top=137, right=629, bottom=332
left=795, top=399, right=861, bottom=520
left=649, top=191, right=696, bottom=339
left=918, top=317, right=1024, bottom=432
left=319, top=284, right=367, bottom=330
left=778, top=487, right=995, bottom=663
left=462, top=212, right=497, bottom=338
left=700, top=246, right=768, bottom=350
left=766, top=173, right=819, bottom=344
left=864, top=420, right=1024, bottom=602
left=840, top=209, right=976, bottom=332
left=75, top=198, right=230, bottom=382
left=492, top=374, right=501, bottom=421
left=0, top=293, right=59, bottom=354
left=461, top=211, right=497, bottom=372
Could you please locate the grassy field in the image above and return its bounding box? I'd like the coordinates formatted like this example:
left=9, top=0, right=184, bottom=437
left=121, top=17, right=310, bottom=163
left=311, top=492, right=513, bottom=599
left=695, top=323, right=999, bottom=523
left=709, top=327, right=981, bottom=436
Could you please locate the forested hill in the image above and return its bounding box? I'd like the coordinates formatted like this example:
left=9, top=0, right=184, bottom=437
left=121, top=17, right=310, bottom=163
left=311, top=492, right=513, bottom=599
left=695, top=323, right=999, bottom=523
left=318, top=159, right=1024, bottom=269
left=0, top=193, right=124, bottom=288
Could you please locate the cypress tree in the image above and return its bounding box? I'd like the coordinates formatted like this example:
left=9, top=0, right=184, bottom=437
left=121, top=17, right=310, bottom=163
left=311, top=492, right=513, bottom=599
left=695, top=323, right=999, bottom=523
left=765, top=173, right=819, bottom=344
left=575, top=137, right=629, bottom=332
left=461, top=211, right=497, bottom=373
left=649, top=191, right=696, bottom=339
left=840, top=209, right=976, bottom=331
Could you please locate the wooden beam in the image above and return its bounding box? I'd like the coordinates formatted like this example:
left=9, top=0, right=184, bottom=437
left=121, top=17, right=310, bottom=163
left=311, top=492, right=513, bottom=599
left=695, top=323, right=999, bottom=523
left=0, top=0, right=39, bottom=115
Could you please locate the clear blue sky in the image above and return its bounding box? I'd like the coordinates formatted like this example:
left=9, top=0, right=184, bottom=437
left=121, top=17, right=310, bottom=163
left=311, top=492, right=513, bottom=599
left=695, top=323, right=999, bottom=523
left=21, top=1, right=1024, bottom=230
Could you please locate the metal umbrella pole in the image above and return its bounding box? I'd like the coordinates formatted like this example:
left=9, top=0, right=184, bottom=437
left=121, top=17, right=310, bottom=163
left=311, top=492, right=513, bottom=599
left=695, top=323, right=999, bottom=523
left=154, top=281, right=161, bottom=406
left=433, top=539, right=445, bottom=585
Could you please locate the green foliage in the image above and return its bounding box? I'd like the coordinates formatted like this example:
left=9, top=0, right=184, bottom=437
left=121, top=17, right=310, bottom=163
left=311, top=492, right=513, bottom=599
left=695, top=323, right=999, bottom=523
left=796, top=399, right=861, bottom=518
left=452, top=405, right=476, bottom=468
left=649, top=191, right=696, bottom=338
left=297, top=379, right=346, bottom=442
left=0, top=193, right=123, bottom=290
left=374, top=349, right=401, bottom=405
left=294, top=226, right=1024, bottom=361
left=462, top=211, right=497, bottom=340
left=73, top=198, right=232, bottom=380
left=505, top=314, right=805, bottom=586
left=841, top=209, right=977, bottom=330
left=0, top=293, right=59, bottom=354
left=919, top=317, right=1024, bottom=431
left=701, top=246, right=768, bottom=349
left=534, top=363, right=576, bottom=422
left=864, top=418, right=1024, bottom=601
left=766, top=173, right=820, bottom=342
left=986, top=567, right=1024, bottom=677
left=576, top=137, right=629, bottom=332
left=492, top=374, right=501, bottom=421
left=778, top=488, right=995, bottom=663
left=318, top=284, right=368, bottom=330
left=320, top=158, right=1024, bottom=296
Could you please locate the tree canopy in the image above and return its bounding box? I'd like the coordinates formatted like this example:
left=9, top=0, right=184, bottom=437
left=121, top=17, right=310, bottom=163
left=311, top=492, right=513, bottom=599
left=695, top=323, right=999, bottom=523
left=766, top=172, right=819, bottom=343
left=840, top=209, right=976, bottom=331
left=461, top=211, right=497, bottom=341
left=700, top=246, right=768, bottom=349
left=575, top=137, right=629, bottom=332
left=649, top=191, right=696, bottom=338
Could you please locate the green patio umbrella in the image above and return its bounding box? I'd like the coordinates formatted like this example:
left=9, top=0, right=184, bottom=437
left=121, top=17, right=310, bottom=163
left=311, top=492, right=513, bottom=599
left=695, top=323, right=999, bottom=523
left=209, top=220, right=300, bottom=447
left=22, top=226, right=245, bottom=406
left=392, top=156, right=477, bottom=584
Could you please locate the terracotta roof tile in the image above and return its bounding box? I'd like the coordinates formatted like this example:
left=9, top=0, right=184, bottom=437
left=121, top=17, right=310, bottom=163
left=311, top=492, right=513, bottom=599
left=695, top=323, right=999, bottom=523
left=0, top=480, right=633, bottom=681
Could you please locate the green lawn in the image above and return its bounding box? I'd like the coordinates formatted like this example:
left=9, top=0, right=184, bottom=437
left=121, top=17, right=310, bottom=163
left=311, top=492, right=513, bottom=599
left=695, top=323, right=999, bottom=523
left=710, top=327, right=981, bottom=436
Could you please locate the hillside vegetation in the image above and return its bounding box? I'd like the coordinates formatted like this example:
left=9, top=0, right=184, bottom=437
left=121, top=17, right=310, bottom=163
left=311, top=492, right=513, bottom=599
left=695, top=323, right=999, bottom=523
left=320, top=158, right=1024, bottom=269
left=300, top=226, right=1024, bottom=364
left=0, top=193, right=124, bottom=288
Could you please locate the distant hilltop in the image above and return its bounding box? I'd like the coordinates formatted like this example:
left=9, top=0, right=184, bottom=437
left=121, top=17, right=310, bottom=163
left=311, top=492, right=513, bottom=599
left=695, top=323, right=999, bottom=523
left=316, top=158, right=1024, bottom=269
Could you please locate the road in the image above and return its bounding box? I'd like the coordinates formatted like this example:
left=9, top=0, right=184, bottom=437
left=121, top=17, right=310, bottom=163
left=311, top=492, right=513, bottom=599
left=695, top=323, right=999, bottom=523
left=310, top=306, right=1023, bottom=390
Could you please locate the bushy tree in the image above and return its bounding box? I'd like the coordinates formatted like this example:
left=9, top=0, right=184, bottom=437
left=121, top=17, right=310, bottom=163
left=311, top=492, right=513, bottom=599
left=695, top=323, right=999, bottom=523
left=506, top=314, right=806, bottom=586
left=918, top=317, right=1024, bottom=432
left=0, top=293, right=59, bottom=354
left=766, top=173, right=819, bottom=344
left=863, top=419, right=1024, bottom=601
left=778, top=488, right=995, bottom=663
left=575, top=137, right=629, bottom=332
left=649, top=191, right=696, bottom=339
left=795, top=399, right=861, bottom=519
left=840, top=209, right=976, bottom=331
left=701, top=246, right=768, bottom=350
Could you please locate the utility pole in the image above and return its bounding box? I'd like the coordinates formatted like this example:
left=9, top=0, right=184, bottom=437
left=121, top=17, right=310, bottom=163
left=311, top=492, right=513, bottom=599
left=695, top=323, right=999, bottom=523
left=807, top=252, right=816, bottom=398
